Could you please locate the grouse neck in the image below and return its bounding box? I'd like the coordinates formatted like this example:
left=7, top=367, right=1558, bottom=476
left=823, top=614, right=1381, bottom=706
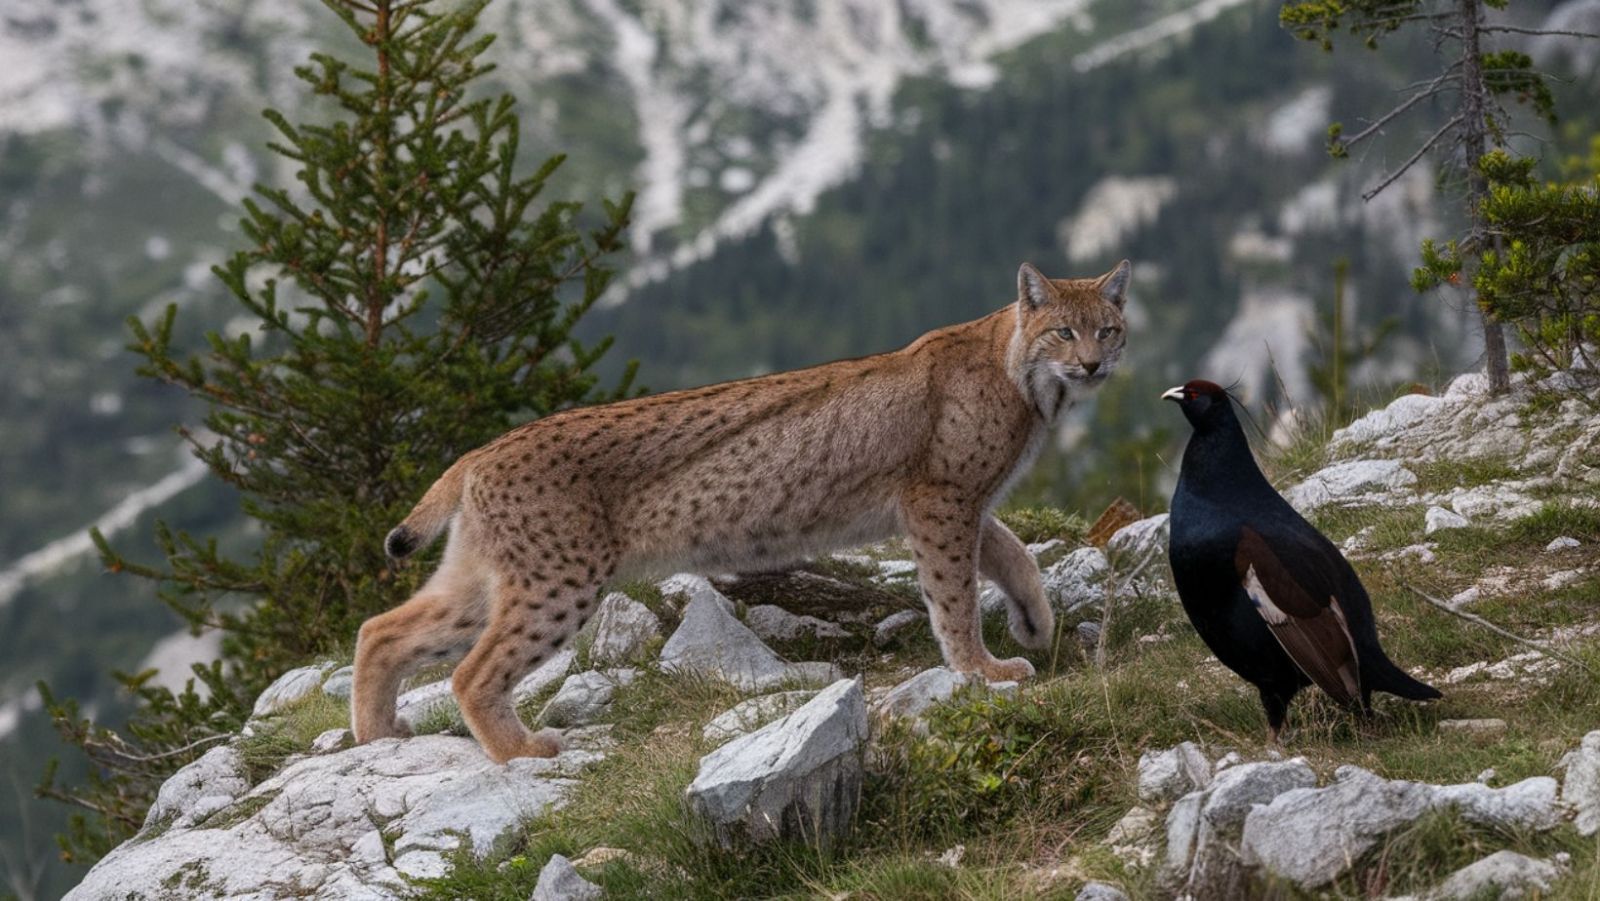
left=1179, top=413, right=1278, bottom=501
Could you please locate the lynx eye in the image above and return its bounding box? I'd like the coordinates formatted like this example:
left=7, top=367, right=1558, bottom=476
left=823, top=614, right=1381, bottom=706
left=1097, top=326, right=1120, bottom=340
left=1056, top=327, right=1076, bottom=340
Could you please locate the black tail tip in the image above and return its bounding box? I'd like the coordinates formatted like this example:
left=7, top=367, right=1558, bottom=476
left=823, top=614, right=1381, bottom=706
left=385, top=526, right=420, bottom=560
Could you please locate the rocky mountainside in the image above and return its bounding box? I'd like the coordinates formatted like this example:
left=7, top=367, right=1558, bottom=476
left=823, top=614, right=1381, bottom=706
left=60, top=370, right=1600, bottom=899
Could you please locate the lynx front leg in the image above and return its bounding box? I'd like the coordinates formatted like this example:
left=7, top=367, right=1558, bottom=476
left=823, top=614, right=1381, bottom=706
left=902, top=485, right=1035, bottom=682
left=979, top=515, right=1055, bottom=650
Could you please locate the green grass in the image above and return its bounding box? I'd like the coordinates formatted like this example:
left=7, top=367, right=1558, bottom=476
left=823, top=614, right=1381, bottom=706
left=997, top=507, right=1089, bottom=546
left=235, top=691, right=353, bottom=784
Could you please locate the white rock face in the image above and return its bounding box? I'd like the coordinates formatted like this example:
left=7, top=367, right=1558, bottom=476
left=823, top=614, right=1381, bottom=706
left=1183, top=759, right=1320, bottom=896
left=746, top=604, right=849, bottom=642
left=530, top=853, right=602, bottom=901
left=1074, top=881, right=1132, bottom=901
left=1432, top=777, right=1563, bottom=831
left=685, top=678, right=868, bottom=848
left=1561, top=730, right=1600, bottom=836
left=702, top=691, right=819, bottom=744
left=872, top=609, right=926, bottom=648
left=67, top=736, right=602, bottom=900
left=539, top=669, right=638, bottom=728
left=1428, top=850, right=1564, bottom=900
left=1107, top=513, right=1169, bottom=561
left=252, top=662, right=335, bottom=717
left=1425, top=505, right=1469, bottom=534
left=320, top=665, right=354, bottom=700
left=1284, top=459, right=1418, bottom=512
left=1136, top=742, right=1210, bottom=805
left=1547, top=536, right=1581, bottom=552
left=142, top=745, right=250, bottom=831
left=395, top=648, right=575, bottom=731
left=586, top=591, right=662, bottom=665
left=660, top=588, right=841, bottom=690
left=658, top=572, right=735, bottom=614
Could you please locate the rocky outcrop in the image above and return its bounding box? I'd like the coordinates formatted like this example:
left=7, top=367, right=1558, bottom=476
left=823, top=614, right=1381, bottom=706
left=67, top=735, right=603, bottom=900
left=684, top=678, right=867, bottom=848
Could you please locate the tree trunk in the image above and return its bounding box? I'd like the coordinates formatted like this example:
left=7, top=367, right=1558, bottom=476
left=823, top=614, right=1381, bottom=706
left=1458, top=0, right=1512, bottom=393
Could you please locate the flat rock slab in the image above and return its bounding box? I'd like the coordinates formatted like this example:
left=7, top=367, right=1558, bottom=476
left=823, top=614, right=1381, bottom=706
left=67, top=735, right=602, bottom=900
left=685, top=678, right=867, bottom=848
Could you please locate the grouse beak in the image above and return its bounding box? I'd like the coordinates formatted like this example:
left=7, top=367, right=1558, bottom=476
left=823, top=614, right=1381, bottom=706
left=1161, top=386, right=1185, bottom=402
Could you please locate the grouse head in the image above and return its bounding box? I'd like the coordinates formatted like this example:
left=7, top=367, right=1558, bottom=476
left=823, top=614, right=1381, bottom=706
left=1161, top=379, right=1236, bottom=431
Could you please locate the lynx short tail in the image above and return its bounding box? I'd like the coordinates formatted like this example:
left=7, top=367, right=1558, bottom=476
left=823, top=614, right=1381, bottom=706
left=385, top=458, right=470, bottom=559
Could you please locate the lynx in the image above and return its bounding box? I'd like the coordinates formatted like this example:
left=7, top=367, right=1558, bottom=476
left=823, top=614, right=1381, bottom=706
left=353, top=260, right=1132, bottom=761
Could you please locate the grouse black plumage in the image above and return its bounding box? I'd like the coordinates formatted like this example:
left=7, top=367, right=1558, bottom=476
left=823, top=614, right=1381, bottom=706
left=1163, top=379, right=1440, bottom=739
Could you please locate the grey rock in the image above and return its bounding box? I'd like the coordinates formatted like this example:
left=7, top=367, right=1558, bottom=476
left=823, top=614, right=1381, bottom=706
left=658, top=572, right=734, bottom=614
left=1107, top=513, right=1169, bottom=561
left=1186, top=759, right=1318, bottom=897
left=660, top=589, right=840, bottom=691
left=1136, top=742, right=1211, bottom=804
left=1042, top=547, right=1111, bottom=612
left=310, top=728, right=353, bottom=754
left=1158, top=790, right=1205, bottom=890
left=1433, top=777, right=1563, bottom=831
left=1284, top=459, right=1418, bottom=512
left=1546, top=535, right=1581, bottom=552
left=586, top=592, right=661, bottom=665
left=1560, top=729, right=1600, bottom=836
left=1438, top=717, right=1506, bottom=736
left=252, top=662, right=335, bottom=717
left=396, top=648, right=575, bottom=732
left=1240, top=766, right=1436, bottom=887
left=684, top=678, right=867, bottom=848
left=1075, top=881, right=1131, bottom=901
left=142, top=745, right=249, bottom=831
left=539, top=669, right=639, bottom=728
left=1105, top=805, right=1162, bottom=869
left=320, top=665, right=354, bottom=700
left=702, top=691, right=818, bottom=743
left=530, top=853, right=602, bottom=901
left=68, top=735, right=603, bottom=900
left=1427, top=850, right=1563, bottom=900
left=1075, top=621, right=1103, bottom=654
left=872, top=667, right=977, bottom=720
left=746, top=604, right=849, bottom=642
left=872, top=610, right=926, bottom=648
left=1425, top=505, right=1469, bottom=534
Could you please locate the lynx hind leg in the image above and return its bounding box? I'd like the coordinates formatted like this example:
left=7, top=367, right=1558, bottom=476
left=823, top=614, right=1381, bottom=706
left=452, top=558, right=613, bottom=763
left=351, top=562, right=489, bottom=743
left=979, top=515, right=1055, bottom=651
left=902, top=488, right=1035, bottom=683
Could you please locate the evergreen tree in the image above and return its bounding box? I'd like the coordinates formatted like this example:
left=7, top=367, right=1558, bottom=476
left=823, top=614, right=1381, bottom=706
left=1280, top=0, right=1596, bottom=394
left=39, top=0, right=634, bottom=863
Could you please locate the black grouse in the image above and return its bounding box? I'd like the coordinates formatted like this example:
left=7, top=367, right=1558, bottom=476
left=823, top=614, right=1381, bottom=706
left=1163, top=379, right=1440, bottom=739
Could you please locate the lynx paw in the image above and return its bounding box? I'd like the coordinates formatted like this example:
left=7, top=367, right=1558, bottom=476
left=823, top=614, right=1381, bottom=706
left=980, top=656, right=1036, bottom=682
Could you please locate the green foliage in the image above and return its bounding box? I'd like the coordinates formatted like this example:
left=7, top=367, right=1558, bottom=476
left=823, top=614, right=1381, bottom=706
left=994, top=507, right=1089, bottom=546
left=39, top=0, right=633, bottom=866
left=1415, top=148, right=1600, bottom=398
left=1305, top=259, right=1398, bottom=426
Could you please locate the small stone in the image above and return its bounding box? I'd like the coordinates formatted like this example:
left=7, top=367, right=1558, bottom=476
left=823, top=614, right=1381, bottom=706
left=1425, top=506, right=1470, bottom=534
left=1448, top=586, right=1481, bottom=608
left=1428, top=850, right=1563, bottom=900
left=252, top=663, right=335, bottom=717
left=702, top=691, right=818, bottom=743
left=587, top=592, right=662, bottom=665
left=571, top=846, right=634, bottom=870
left=530, top=853, right=602, bottom=901
left=872, top=610, right=926, bottom=648
left=1546, top=536, right=1581, bottom=552
left=1075, top=621, right=1102, bottom=654
left=1560, top=730, right=1600, bottom=836
left=1107, top=513, right=1170, bottom=561
left=1105, top=805, right=1161, bottom=869
left=310, top=728, right=353, bottom=754
left=1075, top=881, right=1131, bottom=901
left=934, top=844, right=965, bottom=868
left=1136, top=742, right=1210, bottom=804
left=1438, top=718, right=1506, bottom=737
left=746, top=605, right=849, bottom=642
left=873, top=667, right=976, bottom=720
left=320, top=665, right=354, bottom=700
left=660, top=588, right=839, bottom=691
left=539, top=669, right=638, bottom=728
left=1041, top=547, right=1112, bottom=612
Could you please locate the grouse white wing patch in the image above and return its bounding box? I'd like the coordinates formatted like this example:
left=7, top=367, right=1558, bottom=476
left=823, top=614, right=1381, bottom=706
left=1242, top=564, right=1290, bottom=625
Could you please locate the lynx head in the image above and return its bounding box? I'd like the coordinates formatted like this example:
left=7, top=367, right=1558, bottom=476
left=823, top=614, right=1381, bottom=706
left=1011, top=259, right=1130, bottom=416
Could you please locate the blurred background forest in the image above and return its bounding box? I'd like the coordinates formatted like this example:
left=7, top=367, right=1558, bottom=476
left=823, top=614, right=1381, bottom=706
left=1, top=0, right=1596, bottom=895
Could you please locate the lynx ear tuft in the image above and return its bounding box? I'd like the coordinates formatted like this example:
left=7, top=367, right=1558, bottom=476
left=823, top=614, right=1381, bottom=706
left=1099, top=259, right=1132, bottom=308
left=1017, top=263, right=1052, bottom=309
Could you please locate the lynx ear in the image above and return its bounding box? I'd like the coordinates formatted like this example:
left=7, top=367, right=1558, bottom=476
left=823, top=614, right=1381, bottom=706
left=1099, top=259, right=1132, bottom=308
left=1017, top=263, right=1052, bottom=309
